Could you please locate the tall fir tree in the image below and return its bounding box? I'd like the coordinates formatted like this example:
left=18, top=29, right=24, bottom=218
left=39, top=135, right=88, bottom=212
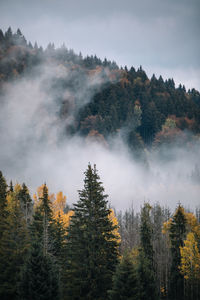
left=64, top=164, right=119, bottom=300
left=0, top=171, right=8, bottom=299
left=20, top=184, right=60, bottom=299
left=0, top=184, right=29, bottom=300
left=138, top=203, right=158, bottom=300
left=19, top=241, right=59, bottom=300
left=30, top=184, right=54, bottom=255
left=109, top=252, right=139, bottom=300
left=0, top=171, right=7, bottom=239
left=169, top=204, right=187, bottom=300
left=18, top=183, right=32, bottom=224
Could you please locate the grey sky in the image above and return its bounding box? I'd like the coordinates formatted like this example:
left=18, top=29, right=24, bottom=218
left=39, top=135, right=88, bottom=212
left=0, top=0, right=200, bottom=89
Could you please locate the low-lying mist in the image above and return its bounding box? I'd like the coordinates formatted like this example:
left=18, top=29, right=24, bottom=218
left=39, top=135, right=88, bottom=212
left=0, top=62, right=199, bottom=212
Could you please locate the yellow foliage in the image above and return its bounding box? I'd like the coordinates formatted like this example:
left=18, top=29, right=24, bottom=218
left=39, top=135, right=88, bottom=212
left=33, top=184, right=54, bottom=209
left=6, top=184, right=22, bottom=213
left=14, top=183, right=22, bottom=194
left=185, top=212, right=200, bottom=241
left=180, top=232, right=200, bottom=281
left=52, top=191, right=67, bottom=213
left=162, top=218, right=172, bottom=234
left=51, top=191, right=74, bottom=231
left=33, top=186, right=74, bottom=233
left=33, top=184, right=46, bottom=208
left=163, top=207, right=200, bottom=283
left=62, top=210, right=74, bottom=230
left=109, top=209, right=121, bottom=244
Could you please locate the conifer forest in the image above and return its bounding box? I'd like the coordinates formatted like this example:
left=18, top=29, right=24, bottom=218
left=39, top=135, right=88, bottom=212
left=0, top=24, right=200, bottom=300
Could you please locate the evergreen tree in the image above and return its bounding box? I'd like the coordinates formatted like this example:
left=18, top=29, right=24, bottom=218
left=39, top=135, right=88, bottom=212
left=64, top=164, right=119, bottom=300
left=52, top=212, right=68, bottom=299
left=31, top=184, right=55, bottom=255
left=0, top=184, right=29, bottom=300
left=109, top=252, right=139, bottom=300
left=138, top=203, right=158, bottom=300
left=0, top=171, right=8, bottom=299
left=19, top=241, right=59, bottom=300
left=0, top=171, right=7, bottom=239
left=18, top=183, right=32, bottom=224
left=169, top=204, right=187, bottom=300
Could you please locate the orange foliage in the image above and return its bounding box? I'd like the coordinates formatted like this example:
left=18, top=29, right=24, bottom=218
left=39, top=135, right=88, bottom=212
left=109, top=209, right=121, bottom=244
left=52, top=191, right=74, bottom=231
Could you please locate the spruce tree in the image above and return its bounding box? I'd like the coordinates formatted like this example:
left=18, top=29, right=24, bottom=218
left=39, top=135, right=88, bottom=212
left=0, top=184, right=29, bottom=300
left=30, top=184, right=54, bottom=255
left=109, top=252, right=139, bottom=300
left=0, top=171, right=7, bottom=239
left=138, top=203, right=158, bottom=300
left=169, top=204, right=186, bottom=300
left=0, top=171, right=8, bottom=299
left=52, top=212, right=68, bottom=299
left=19, top=241, right=59, bottom=300
left=18, top=183, right=32, bottom=224
left=64, top=164, right=119, bottom=300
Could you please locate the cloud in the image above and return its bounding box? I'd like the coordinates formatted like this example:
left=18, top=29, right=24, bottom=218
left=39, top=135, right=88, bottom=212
left=0, top=62, right=199, bottom=212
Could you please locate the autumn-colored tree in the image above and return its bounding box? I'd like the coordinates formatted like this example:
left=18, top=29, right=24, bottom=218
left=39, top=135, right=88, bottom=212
left=52, top=191, right=74, bottom=231
left=180, top=232, right=200, bottom=300
left=179, top=211, right=200, bottom=300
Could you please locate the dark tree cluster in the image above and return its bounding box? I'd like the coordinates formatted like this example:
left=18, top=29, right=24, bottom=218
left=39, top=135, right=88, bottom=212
left=0, top=27, right=200, bottom=156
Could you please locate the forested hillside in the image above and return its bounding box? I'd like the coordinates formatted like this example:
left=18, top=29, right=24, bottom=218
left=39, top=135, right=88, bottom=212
left=1, top=27, right=200, bottom=155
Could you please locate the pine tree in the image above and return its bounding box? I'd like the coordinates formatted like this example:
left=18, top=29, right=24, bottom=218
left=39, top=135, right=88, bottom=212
left=0, top=171, right=7, bottom=239
left=0, top=184, right=29, bottom=300
left=52, top=212, right=68, bottom=299
left=31, top=184, right=58, bottom=255
left=169, top=204, right=187, bottom=300
left=64, top=164, right=119, bottom=300
left=138, top=203, right=158, bottom=300
left=0, top=171, right=8, bottom=299
left=19, top=241, right=59, bottom=300
left=109, top=252, right=139, bottom=300
left=18, top=183, right=32, bottom=224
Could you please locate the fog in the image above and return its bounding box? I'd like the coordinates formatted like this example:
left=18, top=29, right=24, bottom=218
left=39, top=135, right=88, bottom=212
left=0, top=62, right=199, bottom=212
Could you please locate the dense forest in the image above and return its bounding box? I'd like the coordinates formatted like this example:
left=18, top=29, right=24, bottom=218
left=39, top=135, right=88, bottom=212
left=0, top=28, right=200, bottom=299
left=0, top=166, right=200, bottom=300
left=0, top=27, right=200, bottom=156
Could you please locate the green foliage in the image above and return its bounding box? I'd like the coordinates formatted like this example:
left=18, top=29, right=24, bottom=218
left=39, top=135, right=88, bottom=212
left=18, top=183, right=32, bottom=224
left=169, top=204, right=187, bottom=300
left=64, top=164, right=119, bottom=300
left=0, top=183, right=29, bottom=300
left=109, top=252, right=139, bottom=300
left=30, top=184, right=55, bottom=256
left=0, top=171, right=7, bottom=239
left=19, top=241, right=59, bottom=300
left=138, top=203, right=158, bottom=300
